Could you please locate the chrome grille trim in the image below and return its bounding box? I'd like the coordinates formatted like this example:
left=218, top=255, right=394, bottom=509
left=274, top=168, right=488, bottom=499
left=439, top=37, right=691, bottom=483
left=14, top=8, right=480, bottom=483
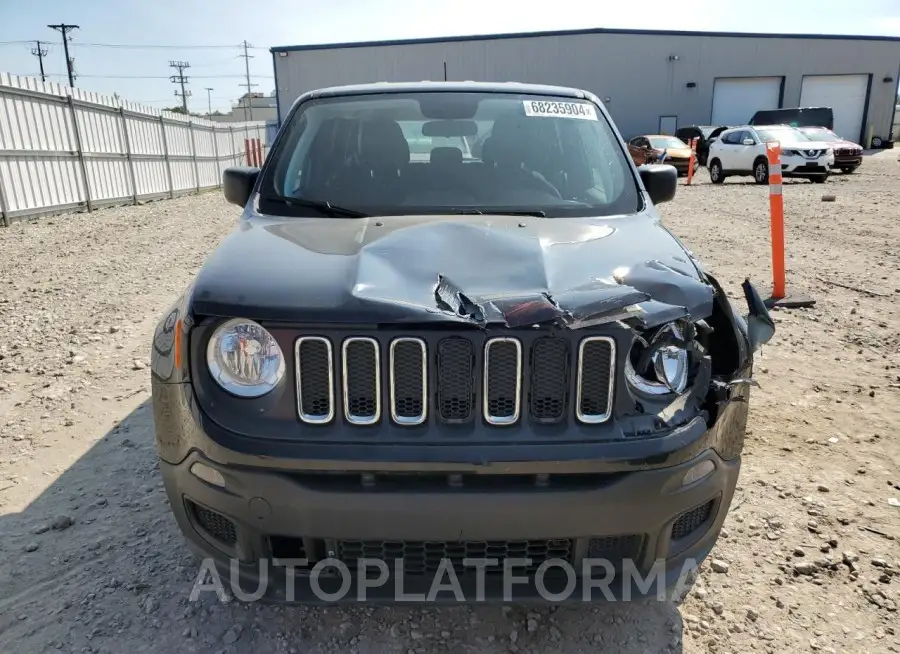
left=342, top=337, right=381, bottom=425
left=389, top=337, right=427, bottom=425
left=294, top=336, right=334, bottom=425
left=575, top=336, right=616, bottom=424
left=483, top=337, right=522, bottom=426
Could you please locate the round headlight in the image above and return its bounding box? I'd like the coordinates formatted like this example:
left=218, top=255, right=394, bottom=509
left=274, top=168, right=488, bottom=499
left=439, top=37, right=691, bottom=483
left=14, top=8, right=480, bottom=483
left=624, top=322, right=689, bottom=396
left=207, top=318, right=285, bottom=397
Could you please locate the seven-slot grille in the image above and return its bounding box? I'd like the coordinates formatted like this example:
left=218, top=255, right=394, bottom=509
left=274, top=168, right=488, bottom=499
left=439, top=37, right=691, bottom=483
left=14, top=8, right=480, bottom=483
left=294, top=335, right=615, bottom=426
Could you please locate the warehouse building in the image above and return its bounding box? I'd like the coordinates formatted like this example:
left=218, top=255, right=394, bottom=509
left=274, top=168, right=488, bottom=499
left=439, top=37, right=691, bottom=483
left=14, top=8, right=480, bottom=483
left=270, top=28, right=899, bottom=146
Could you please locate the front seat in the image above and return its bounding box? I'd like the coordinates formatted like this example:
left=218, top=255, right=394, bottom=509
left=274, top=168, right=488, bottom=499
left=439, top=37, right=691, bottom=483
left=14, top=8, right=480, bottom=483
left=484, top=115, right=560, bottom=200
left=355, top=119, right=410, bottom=205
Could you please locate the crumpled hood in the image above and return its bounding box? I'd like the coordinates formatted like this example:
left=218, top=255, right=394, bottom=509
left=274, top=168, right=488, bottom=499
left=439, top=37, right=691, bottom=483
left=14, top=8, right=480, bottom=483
left=190, top=213, right=715, bottom=328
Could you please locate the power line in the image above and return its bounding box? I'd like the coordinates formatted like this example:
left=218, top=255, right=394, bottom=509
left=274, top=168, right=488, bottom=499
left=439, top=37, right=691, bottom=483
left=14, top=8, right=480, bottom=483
left=31, top=41, right=48, bottom=82
left=47, top=23, right=79, bottom=87
left=169, top=60, right=191, bottom=112
left=238, top=40, right=258, bottom=121
left=71, top=41, right=270, bottom=50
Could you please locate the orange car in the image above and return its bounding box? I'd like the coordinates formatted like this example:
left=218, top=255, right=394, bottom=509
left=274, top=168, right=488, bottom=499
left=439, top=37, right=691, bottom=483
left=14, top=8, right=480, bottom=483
left=627, top=135, right=699, bottom=176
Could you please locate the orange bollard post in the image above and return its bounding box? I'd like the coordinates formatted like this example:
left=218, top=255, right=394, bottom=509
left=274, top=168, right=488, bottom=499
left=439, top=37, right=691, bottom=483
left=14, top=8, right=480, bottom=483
left=686, top=138, right=697, bottom=185
left=255, top=138, right=263, bottom=167
left=766, top=141, right=786, bottom=300
left=764, top=141, right=815, bottom=309
left=244, top=139, right=252, bottom=166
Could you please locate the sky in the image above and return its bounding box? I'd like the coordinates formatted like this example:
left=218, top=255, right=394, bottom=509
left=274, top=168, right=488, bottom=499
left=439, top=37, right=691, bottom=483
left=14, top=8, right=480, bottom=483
left=1, top=0, right=899, bottom=114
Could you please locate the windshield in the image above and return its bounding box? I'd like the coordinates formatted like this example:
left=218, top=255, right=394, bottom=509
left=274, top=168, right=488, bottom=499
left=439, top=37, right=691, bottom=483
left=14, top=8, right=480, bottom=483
left=755, top=127, right=810, bottom=143
left=799, top=128, right=838, bottom=142
left=259, top=92, right=640, bottom=218
left=649, top=136, right=688, bottom=150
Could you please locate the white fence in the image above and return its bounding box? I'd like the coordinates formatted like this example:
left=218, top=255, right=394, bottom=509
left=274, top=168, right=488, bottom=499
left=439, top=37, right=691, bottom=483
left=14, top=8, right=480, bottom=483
left=0, top=73, right=269, bottom=225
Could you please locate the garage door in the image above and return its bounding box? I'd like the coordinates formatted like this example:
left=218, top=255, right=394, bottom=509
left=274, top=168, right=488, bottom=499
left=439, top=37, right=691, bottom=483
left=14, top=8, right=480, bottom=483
left=800, top=74, right=869, bottom=142
left=711, top=77, right=782, bottom=126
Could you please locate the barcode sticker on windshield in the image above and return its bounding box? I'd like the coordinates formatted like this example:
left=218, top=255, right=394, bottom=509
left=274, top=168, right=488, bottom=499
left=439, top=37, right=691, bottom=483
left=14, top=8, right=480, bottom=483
left=523, top=100, right=598, bottom=120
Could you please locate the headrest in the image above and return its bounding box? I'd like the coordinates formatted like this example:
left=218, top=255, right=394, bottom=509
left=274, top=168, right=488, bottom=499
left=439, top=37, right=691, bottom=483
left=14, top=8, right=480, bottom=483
left=430, top=147, right=463, bottom=167
left=359, top=119, right=410, bottom=171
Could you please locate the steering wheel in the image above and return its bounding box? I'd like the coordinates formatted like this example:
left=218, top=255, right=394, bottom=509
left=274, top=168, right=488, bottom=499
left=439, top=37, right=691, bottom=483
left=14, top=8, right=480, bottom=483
left=524, top=168, right=563, bottom=199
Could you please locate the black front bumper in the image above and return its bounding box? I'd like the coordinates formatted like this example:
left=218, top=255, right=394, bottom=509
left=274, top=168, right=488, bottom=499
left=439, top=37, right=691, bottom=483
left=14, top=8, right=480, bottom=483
left=154, top=379, right=746, bottom=603
left=668, top=158, right=698, bottom=175
left=163, top=448, right=737, bottom=603
left=833, top=155, right=862, bottom=168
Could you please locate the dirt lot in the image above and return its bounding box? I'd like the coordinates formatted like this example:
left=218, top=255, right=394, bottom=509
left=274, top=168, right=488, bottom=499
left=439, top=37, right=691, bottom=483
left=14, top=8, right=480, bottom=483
left=1, top=154, right=898, bottom=654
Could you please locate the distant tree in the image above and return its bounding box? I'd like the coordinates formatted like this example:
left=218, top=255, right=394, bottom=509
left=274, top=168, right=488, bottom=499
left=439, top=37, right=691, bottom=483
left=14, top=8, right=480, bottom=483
left=165, top=106, right=188, bottom=114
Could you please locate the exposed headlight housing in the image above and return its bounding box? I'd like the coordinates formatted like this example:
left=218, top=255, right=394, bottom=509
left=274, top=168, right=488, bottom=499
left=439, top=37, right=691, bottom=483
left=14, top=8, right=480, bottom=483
left=206, top=318, right=285, bottom=397
left=624, top=322, right=690, bottom=396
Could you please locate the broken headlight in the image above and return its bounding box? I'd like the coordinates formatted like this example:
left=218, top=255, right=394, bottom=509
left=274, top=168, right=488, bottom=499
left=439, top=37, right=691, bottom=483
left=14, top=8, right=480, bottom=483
left=207, top=318, right=285, bottom=397
left=624, top=322, right=690, bottom=396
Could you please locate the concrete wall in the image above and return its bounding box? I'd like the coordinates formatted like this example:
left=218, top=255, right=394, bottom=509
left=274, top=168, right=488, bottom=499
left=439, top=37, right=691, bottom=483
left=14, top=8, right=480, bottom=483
left=272, top=30, right=899, bottom=142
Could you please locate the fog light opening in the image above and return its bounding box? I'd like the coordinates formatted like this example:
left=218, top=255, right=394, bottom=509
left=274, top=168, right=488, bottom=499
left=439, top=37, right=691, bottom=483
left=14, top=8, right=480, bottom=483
left=682, top=460, right=715, bottom=486
left=190, top=462, right=226, bottom=488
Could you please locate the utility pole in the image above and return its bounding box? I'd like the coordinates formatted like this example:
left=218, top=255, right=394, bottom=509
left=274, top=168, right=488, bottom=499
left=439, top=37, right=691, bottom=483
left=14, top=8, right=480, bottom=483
left=47, top=24, right=79, bottom=87
left=205, top=87, right=214, bottom=117
left=169, top=61, right=191, bottom=113
left=31, top=40, right=48, bottom=82
left=238, top=41, right=257, bottom=121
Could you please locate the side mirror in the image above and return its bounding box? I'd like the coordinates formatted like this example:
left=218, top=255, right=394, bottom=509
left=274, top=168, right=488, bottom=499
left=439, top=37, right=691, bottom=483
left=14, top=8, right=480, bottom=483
left=741, top=279, right=775, bottom=352
left=639, top=164, right=677, bottom=205
left=742, top=138, right=755, bottom=146
left=223, top=167, right=260, bottom=207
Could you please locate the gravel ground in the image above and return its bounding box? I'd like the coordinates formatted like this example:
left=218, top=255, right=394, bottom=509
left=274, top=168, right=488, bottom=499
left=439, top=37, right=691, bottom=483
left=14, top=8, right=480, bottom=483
left=1, top=153, right=898, bottom=654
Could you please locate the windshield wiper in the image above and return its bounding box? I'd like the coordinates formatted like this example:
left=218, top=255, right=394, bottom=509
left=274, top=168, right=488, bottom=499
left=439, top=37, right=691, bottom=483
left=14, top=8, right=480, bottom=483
left=448, top=208, right=547, bottom=217
left=260, top=194, right=369, bottom=218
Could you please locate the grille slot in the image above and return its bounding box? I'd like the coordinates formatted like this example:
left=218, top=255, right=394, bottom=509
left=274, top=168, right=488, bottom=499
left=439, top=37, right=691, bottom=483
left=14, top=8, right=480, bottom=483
left=342, top=337, right=380, bottom=425
left=586, top=535, right=645, bottom=568
left=188, top=501, right=237, bottom=546
left=576, top=336, right=615, bottom=423
left=337, top=539, right=574, bottom=576
left=530, top=337, right=569, bottom=422
left=389, top=338, right=427, bottom=425
left=671, top=500, right=714, bottom=541
left=483, top=338, right=522, bottom=425
left=437, top=337, right=475, bottom=422
left=295, top=336, right=334, bottom=424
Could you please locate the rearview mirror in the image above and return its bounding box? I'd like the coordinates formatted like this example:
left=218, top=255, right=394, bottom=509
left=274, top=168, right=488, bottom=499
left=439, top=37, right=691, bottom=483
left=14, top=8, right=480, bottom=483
left=639, top=164, right=677, bottom=205
left=223, top=167, right=260, bottom=208
left=741, top=279, right=775, bottom=352
left=742, top=138, right=755, bottom=146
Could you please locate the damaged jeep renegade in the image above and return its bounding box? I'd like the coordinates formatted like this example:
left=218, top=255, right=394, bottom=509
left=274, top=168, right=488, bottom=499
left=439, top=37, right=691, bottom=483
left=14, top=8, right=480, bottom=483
left=151, top=82, right=775, bottom=603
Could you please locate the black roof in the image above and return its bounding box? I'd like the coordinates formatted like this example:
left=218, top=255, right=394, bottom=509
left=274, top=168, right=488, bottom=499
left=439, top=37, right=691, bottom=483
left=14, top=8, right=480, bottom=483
left=271, top=26, right=900, bottom=53
left=304, top=80, right=587, bottom=99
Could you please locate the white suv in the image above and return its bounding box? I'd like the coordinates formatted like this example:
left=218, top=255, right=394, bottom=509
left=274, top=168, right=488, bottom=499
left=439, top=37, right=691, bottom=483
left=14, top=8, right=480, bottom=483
left=707, top=125, right=834, bottom=185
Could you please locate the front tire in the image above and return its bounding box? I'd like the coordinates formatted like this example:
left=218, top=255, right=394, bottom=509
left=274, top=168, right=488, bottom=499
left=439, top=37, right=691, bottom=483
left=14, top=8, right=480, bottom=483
left=811, top=174, right=828, bottom=183
left=709, top=159, right=725, bottom=184
left=753, top=158, right=769, bottom=185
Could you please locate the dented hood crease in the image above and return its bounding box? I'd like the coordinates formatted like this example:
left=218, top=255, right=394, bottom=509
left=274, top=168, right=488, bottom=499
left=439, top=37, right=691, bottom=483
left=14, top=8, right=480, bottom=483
left=190, top=213, right=715, bottom=326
